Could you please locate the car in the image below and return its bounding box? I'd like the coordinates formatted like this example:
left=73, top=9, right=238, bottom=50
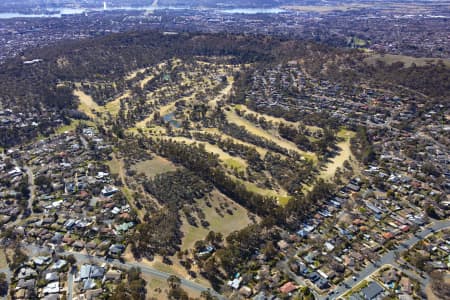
left=352, top=276, right=357, bottom=281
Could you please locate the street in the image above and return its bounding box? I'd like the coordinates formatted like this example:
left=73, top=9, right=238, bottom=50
left=329, top=219, right=450, bottom=300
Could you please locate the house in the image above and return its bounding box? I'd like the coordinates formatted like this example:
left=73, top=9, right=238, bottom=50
left=101, top=186, right=119, bottom=197
left=381, top=269, right=398, bottom=285
left=239, top=286, right=253, bottom=298
left=50, top=259, right=67, bottom=270
left=45, top=272, right=59, bottom=282
left=399, top=277, right=412, bottom=294
left=17, top=267, right=37, bottom=279
left=109, top=244, right=125, bottom=257
left=279, top=281, right=297, bottom=294
left=86, top=288, right=103, bottom=300
left=42, top=281, right=59, bottom=295
left=104, top=269, right=122, bottom=282
left=361, top=281, right=384, bottom=300
left=33, top=256, right=51, bottom=266
left=16, top=278, right=36, bottom=290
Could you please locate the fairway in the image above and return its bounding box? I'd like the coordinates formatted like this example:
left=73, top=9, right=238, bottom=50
left=319, top=129, right=356, bottom=181
left=225, top=109, right=317, bottom=162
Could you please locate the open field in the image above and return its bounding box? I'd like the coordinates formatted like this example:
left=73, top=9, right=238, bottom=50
left=318, top=129, right=356, bottom=182
left=132, top=156, right=178, bottom=178
left=74, top=89, right=103, bottom=119
left=180, top=189, right=254, bottom=251
left=365, top=54, right=450, bottom=68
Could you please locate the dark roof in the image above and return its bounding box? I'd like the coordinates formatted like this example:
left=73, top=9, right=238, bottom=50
left=361, top=281, right=384, bottom=300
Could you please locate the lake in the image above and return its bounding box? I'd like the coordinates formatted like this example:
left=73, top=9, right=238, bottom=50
left=0, top=6, right=287, bottom=19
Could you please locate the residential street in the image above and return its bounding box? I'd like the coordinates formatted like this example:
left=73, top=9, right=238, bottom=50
left=329, top=219, right=450, bottom=299
left=21, top=243, right=224, bottom=299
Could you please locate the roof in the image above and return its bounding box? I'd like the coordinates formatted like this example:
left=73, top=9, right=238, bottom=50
left=279, top=281, right=297, bottom=294
left=361, top=281, right=384, bottom=300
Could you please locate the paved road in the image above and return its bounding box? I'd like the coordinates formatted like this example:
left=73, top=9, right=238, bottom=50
left=67, top=269, right=74, bottom=300
left=22, top=243, right=223, bottom=299
left=326, top=219, right=450, bottom=300
left=24, top=166, right=35, bottom=213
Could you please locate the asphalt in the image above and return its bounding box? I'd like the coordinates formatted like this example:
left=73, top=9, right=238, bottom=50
left=21, top=243, right=224, bottom=299
left=327, top=219, right=450, bottom=300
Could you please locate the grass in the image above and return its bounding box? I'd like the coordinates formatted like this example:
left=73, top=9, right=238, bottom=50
left=233, top=104, right=321, bottom=133
left=180, top=190, right=254, bottom=251
left=202, top=128, right=268, bottom=156
left=55, top=120, right=95, bottom=135
left=106, top=157, right=121, bottom=175
left=132, top=156, right=178, bottom=178
left=165, top=136, right=249, bottom=169
left=318, top=129, right=356, bottom=181
left=104, top=91, right=130, bottom=116
left=225, top=109, right=317, bottom=162
left=234, top=177, right=292, bottom=206
left=0, top=249, right=7, bottom=269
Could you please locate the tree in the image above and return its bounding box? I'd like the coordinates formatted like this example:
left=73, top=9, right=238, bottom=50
left=66, top=254, right=77, bottom=265
left=0, top=273, right=8, bottom=296
left=201, top=289, right=218, bottom=300
left=167, top=275, right=181, bottom=289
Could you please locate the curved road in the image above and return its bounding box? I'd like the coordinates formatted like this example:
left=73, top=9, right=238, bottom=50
left=327, top=219, right=450, bottom=300
left=21, top=243, right=224, bottom=299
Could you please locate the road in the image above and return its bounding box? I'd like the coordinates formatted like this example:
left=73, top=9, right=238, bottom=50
left=24, top=166, right=35, bottom=213
left=21, top=243, right=224, bottom=299
left=327, top=219, right=450, bottom=300
left=67, top=268, right=74, bottom=300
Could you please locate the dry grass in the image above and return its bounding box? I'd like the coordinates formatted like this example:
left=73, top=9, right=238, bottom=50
left=234, top=104, right=321, bottom=133
left=319, top=129, right=356, bottom=181
left=74, top=89, right=103, bottom=119
left=164, top=136, right=249, bottom=170
left=0, top=249, right=7, bottom=269
left=225, top=110, right=317, bottom=162
left=180, top=190, right=254, bottom=251
left=132, top=156, right=178, bottom=178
